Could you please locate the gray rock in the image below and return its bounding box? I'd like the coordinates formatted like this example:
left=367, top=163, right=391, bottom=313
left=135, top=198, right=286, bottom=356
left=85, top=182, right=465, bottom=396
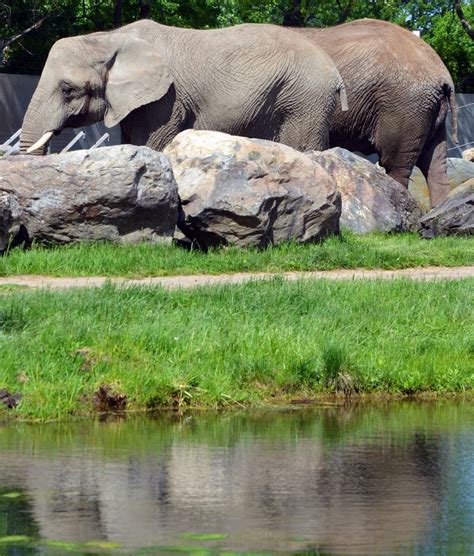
left=309, top=148, right=422, bottom=233
left=0, top=145, right=178, bottom=250
left=408, top=167, right=430, bottom=212
left=462, top=148, right=474, bottom=162
left=447, top=157, right=474, bottom=190
left=164, top=130, right=341, bottom=248
left=408, top=158, right=474, bottom=211
left=0, top=389, right=21, bottom=409
left=420, top=179, right=474, bottom=238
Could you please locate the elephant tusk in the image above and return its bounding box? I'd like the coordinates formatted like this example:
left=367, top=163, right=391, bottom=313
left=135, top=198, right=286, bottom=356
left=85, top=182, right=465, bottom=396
left=26, top=131, right=54, bottom=153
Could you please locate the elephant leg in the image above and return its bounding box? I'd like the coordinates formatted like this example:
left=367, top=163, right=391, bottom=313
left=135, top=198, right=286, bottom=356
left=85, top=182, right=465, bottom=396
left=120, top=126, right=132, bottom=145
left=279, top=117, right=329, bottom=152
left=416, top=125, right=450, bottom=208
left=378, top=145, right=422, bottom=189
left=375, top=114, right=429, bottom=189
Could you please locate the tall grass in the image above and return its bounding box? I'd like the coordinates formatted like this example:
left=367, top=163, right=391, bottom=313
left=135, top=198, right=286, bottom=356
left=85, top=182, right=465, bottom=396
left=0, top=232, right=472, bottom=278
left=0, top=278, right=472, bottom=420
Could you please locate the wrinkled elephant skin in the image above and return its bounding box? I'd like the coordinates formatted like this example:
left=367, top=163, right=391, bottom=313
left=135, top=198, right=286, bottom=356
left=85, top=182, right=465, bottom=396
left=21, top=20, right=346, bottom=157
left=295, top=19, right=457, bottom=208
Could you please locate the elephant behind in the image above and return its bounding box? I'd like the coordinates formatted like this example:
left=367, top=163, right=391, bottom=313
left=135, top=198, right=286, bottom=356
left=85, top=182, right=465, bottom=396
left=21, top=20, right=347, bottom=156
left=294, top=19, right=457, bottom=207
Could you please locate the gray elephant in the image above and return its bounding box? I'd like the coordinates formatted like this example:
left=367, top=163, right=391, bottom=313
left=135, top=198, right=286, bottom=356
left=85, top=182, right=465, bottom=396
left=294, top=19, right=457, bottom=207
left=21, top=20, right=347, bottom=156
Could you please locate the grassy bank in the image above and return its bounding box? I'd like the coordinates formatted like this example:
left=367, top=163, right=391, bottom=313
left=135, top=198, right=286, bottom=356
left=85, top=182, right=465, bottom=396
left=0, top=278, right=472, bottom=420
left=0, top=232, right=473, bottom=278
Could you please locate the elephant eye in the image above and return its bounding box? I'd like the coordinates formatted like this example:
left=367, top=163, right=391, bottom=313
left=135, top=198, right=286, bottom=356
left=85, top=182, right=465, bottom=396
left=61, top=83, right=76, bottom=97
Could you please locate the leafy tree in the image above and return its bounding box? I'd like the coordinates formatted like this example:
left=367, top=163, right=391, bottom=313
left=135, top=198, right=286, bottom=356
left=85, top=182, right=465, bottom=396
left=424, top=5, right=474, bottom=92
left=0, top=0, right=472, bottom=91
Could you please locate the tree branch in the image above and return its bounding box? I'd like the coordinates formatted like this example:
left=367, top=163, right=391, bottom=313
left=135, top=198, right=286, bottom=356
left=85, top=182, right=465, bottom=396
left=1, top=13, right=50, bottom=64
left=3, top=14, right=50, bottom=48
left=453, top=0, right=474, bottom=40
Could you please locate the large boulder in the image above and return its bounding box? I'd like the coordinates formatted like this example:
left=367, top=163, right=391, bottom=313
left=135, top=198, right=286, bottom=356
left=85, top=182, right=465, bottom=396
left=408, top=158, right=474, bottom=211
left=408, top=167, right=430, bottom=212
left=462, top=148, right=474, bottom=162
left=309, top=148, right=422, bottom=233
left=447, top=157, right=474, bottom=190
left=0, top=145, right=178, bottom=250
left=164, top=130, right=341, bottom=248
left=420, top=180, right=474, bottom=238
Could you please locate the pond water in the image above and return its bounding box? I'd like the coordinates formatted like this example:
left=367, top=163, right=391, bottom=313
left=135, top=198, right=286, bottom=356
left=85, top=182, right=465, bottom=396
left=0, top=402, right=473, bottom=555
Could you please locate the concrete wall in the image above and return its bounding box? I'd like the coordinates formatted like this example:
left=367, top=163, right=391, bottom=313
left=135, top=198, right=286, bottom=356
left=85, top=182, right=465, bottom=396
left=0, top=73, right=472, bottom=156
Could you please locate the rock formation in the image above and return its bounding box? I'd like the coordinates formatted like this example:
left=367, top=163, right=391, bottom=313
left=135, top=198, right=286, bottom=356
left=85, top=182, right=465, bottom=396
left=310, top=148, right=422, bottom=233
left=164, top=130, right=341, bottom=248
left=0, top=145, right=179, bottom=250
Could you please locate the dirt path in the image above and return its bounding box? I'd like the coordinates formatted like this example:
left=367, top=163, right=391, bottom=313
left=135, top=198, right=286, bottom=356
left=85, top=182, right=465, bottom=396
left=0, top=266, right=473, bottom=291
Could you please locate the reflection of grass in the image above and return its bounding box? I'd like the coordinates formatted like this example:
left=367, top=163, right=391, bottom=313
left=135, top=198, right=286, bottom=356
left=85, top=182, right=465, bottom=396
left=0, top=402, right=473, bottom=460
left=134, top=544, right=216, bottom=554
left=44, top=539, right=83, bottom=551
left=0, top=535, right=29, bottom=544
left=0, top=232, right=472, bottom=278
left=43, top=539, right=123, bottom=552
left=1, top=492, right=22, bottom=499
left=0, top=278, right=472, bottom=420
left=181, top=533, right=228, bottom=541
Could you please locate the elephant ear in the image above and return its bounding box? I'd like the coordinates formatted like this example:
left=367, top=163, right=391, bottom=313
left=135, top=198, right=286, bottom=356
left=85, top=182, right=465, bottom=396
left=103, top=37, right=173, bottom=128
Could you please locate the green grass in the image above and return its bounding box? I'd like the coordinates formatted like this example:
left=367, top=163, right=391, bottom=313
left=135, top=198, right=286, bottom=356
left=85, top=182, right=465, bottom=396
left=0, top=278, right=472, bottom=420
left=0, top=232, right=472, bottom=278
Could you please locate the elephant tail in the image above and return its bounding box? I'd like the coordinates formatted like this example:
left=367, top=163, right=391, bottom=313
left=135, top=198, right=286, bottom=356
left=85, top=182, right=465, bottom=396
left=338, top=81, right=349, bottom=112
left=446, top=84, right=458, bottom=144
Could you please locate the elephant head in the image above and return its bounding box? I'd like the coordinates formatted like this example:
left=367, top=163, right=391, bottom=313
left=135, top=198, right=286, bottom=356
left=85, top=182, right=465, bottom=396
left=21, top=32, right=173, bottom=154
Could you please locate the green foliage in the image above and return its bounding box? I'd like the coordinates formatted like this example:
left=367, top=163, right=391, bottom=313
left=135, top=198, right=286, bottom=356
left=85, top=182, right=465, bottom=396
left=0, top=232, right=472, bottom=278
left=0, top=1, right=472, bottom=89
left=0, top=303, right=26, bottom=332
left=0, top=278, right=472, bottom=419
left=423, top=6, right=474, bottom=92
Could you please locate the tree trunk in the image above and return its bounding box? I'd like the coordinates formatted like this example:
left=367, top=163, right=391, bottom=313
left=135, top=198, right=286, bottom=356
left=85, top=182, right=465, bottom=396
left=138, top=1, right=152, bottom=20
left=454, top=0, right=474, bottom=40
left=113, top=0, right=122, bottom=28
left=282, top=0, right=305, bottom=27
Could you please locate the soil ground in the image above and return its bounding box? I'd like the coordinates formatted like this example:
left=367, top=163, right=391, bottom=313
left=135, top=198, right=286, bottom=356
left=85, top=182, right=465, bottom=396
left=1, top=265, right=473, bottom=290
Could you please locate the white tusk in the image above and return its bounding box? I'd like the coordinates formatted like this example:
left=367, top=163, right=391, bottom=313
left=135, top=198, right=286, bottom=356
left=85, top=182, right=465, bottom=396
left=26, top=131, right=54, bottom=154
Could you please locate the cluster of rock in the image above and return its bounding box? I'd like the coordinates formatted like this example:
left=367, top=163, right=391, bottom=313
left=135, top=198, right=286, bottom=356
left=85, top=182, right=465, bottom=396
left=0, top=130, right=472, bottom=250
left=409, top=157, right=474, bottom=211
left=408, top=150, right=474, bottom=238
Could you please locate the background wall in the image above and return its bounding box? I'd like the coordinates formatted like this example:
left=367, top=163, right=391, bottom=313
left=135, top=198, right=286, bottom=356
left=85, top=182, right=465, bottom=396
left=0, top=73, right=472, bottom=157
left=447, top=93, right=473, bottom=158
left=0, top=73, right=121, bottom=151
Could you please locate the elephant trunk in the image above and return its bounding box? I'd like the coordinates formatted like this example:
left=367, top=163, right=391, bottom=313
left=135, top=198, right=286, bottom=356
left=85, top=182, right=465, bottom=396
left=20, top=87, right=62, bottom=155
left=20, top=129, right=49, bottom=156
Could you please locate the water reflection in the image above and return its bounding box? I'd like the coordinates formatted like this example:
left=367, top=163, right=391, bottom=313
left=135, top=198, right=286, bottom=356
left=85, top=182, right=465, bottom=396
left=0, top=402, right=472, bottom=554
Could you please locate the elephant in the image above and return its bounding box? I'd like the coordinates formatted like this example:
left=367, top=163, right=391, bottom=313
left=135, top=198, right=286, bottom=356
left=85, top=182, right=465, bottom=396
left=293, top=19, right=457, bottom=207
left=21, top=20, right=348, bottom=156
